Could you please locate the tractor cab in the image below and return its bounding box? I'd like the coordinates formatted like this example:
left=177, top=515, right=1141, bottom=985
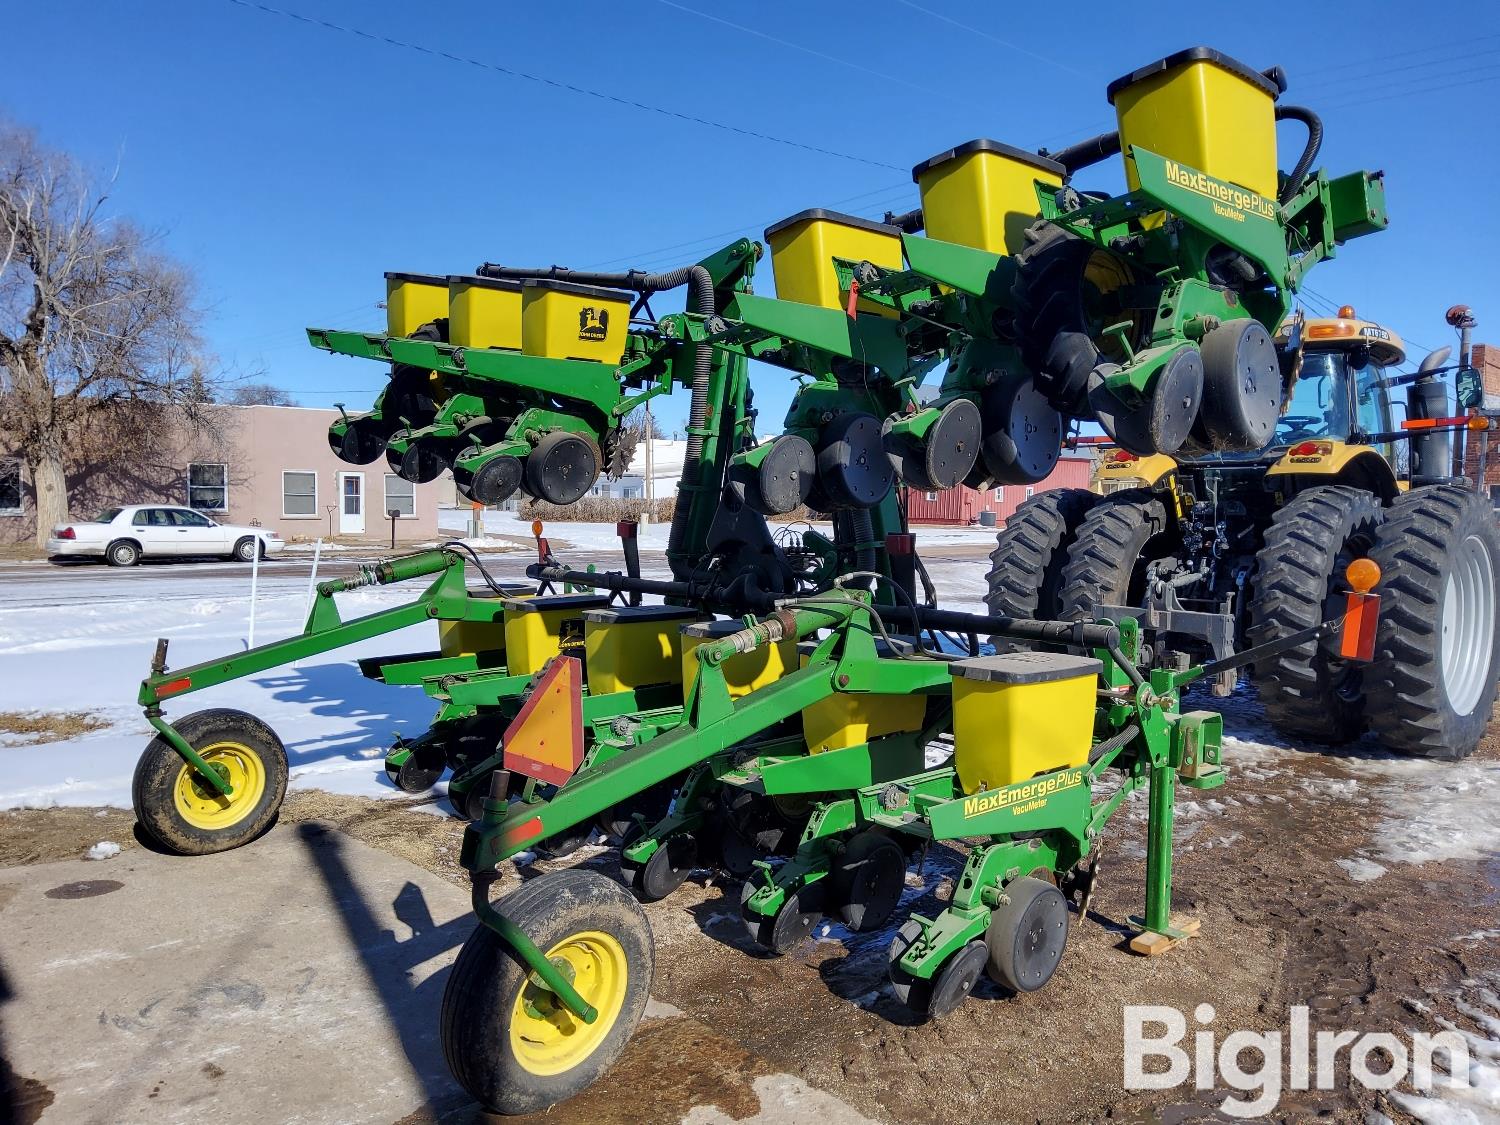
left=1270, top=307, right=1404, bottom=458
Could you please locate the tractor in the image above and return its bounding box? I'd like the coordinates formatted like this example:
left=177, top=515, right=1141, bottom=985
left=989, top=304, right=1500, bottom=758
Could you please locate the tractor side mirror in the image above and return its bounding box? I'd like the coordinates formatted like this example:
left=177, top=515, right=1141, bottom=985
left=1418, top=346, right=1452, bottom=375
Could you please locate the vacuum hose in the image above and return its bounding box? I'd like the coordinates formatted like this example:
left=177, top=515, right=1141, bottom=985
left=473, top=260, right=717, bottom=575
left=1046, top=131, right=1122, bottom=175
left=1274, top=105, right=1322, bottom=205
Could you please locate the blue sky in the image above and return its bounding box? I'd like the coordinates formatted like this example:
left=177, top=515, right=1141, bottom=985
left=4, top=0, right=1498, bottom=433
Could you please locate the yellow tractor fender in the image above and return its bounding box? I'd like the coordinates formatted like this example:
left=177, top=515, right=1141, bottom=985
left=1090, top=453, right=1178, bottom=494
left=1263, top=442, right=1400, bottom=503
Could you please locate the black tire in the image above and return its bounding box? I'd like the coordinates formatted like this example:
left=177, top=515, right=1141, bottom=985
left=985, top=876, right=1069, bottom=992
left=1056, top=490, right=1173, bottom=620
left=525, top=432, right=601, bottom=506
left=1246, top=486, right=1384, bottom=743
left=888, top=918, right=934, bottom=1014
left=232, top=536, right=260, bottom=563
left=829, top=831, right=906, bottom=932
left=132, top=708, right=288, bottom=855
left=624, top=834, right=697, bottom=902
left=1366, top=485, right=1500, bottom=759
left=985, top=488, right=1099, bottom=644
left=1011, top=221, right=1142, bottom=415
left=106, top=539, right=141, bottom=567
left=385, top=756, right=443, bottom=793
left=441, top=869, right=653, bottom=1115
left=740, top=879, right=823, bottom=954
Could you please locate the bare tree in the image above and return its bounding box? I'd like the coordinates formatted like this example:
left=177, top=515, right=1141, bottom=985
left=224, top=381, right=296, bottom=407
left=0, top=123, right=217, bottom=546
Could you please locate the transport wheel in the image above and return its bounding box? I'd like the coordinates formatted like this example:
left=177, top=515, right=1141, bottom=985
left=385, top=756, right=443, bottom=793
left=985, top=488, right=1099, bottom=641
left=887, top=919, right=934, bottom=1014
left=106, top=539, right=141, bottom=567
left=441, top=869, right=653, bottom=1115
left=986, top=876, right=1069, bottom=992
left=525, top=432, right=600, bottom=506
left=1011, top=219, right=1145, bottom=414
left=1366, top=485, right=1500, bottom=759
left=740, top=881, right=823, bottom=955
left=1246, top=486, right=1383, bottom=743
left=232, top=536, right=261, bottom=563
left=132, top=708, right=288, bottom=855
left=1056, top=489, right=1173, bottom=621
left=830, top=831, right=906, bottom=932
left=928, top=939, right=989, bottom=1019
left=622, top=834, right=697, bottom=902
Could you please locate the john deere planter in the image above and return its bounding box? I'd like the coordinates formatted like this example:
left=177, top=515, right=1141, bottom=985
left=121, top=41, right=1476, bottom=1118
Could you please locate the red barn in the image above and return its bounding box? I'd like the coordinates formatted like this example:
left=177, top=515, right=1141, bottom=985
left=902, top=455, right=1094, bottom=526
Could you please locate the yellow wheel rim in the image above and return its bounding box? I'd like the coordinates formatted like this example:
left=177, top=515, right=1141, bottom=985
left=509, top=930, right=629, bottom=1077
left=172, top=741, right=267, bottom=831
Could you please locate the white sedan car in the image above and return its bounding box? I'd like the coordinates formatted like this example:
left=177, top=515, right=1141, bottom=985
left=47, top=506, right=284, bottom=567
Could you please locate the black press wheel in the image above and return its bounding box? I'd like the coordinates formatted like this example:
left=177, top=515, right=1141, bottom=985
left=740, top=880, right=823, bottom=955
left=928, top=939, right=989, bottom=1018
left=829, top=831, right=906, bottom=932
left=985, top=876, right=1069, bottom=993
left=1366, top=484, right=1500, bottom=760
left=132, top=708, right=289, bottom=855
left=622, top=834, right=697, bottom=902
left=441, top=869, right=653, bottom=1115
left=985, top=488, right=1099, bottom=640
left=525, top=432, right=601, bottom=506
left=385, top=756, right=443, bottom=793
left=1246, top=485, right=1384, bottom=743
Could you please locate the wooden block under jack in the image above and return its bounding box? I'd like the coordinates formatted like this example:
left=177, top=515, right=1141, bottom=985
left=1128, top=916, right=1201, bottom=957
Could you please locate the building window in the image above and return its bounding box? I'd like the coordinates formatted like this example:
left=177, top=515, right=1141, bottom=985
left=283, top=470, right=318, bottom=517
left=1490, top=485, right=1500, bottom=509
left=0, top=459, right=20, bottom=516
left=993, top=487, right=1004, bottom=503
left=924, top=491, right=937, bottom=502
left=1024, top=487, right=1035, bottom=499
left=384, top=474, right=416, bottom=518
left=188, top=462, right=228, bottom=512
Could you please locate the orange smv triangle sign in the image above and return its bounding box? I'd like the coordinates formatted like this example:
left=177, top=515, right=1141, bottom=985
left=502, top=656, right=584, bottom=787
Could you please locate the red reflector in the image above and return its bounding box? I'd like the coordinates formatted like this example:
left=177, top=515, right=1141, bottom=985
left=616, top=520, right=638, bottom=540
left=501, top=817, right=544, bottom=851
left=157, top=677, right=193, bottom=698
left=1111, top=449, right=1138, bottom=463
left=1339, top=592, right=1380, bottom=662
left=845, top=279, right=861, bottom=320
left=1290, top=441, right=1319, bottom=456
left=885, top=533, right=915, bottom=556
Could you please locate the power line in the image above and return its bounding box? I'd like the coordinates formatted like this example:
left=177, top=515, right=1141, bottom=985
left=1317, top=66, right=1500, bottom=113
left=889, top=0, right=1088, bottom=77
left=653, top=0, right=962, bottom=104
left=221, top=0, right=904, bottom=172
left=1297, top=39, right=1500, bottom=94
left=1288, top=30, right=1500, bottom=79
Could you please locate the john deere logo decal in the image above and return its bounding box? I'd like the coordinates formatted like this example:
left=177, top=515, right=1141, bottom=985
left=578, top=306, right=609, bottom=342
left=1164, top=161, right=1276, bottom=223
left=962, top=767, right=1085, bottom=819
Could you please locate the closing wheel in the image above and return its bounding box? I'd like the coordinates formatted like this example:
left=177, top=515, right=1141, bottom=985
left=1197, top=318, right=1283, bottom=451
left=929, top=939, right=989, bottom=1018
left=385, top=755, right=443, bottom=793
left=526, top=432, right=601, bottom=506
left=400, top=439, right=450, bottom=484
left=1088, top=346, right=1203, bottom=457
left=740, top=880, right=824, bottom=955
left=468, top=455, right=524, bottom=506
left=816, top=413, right=893, bottom=509
left=1366, top=485, right=1500, bottom=760
left=753, top=434, right=816, bottom=515
left=622, top=834, right=697, bottom=902
left=830, top=831, right=906, bottom=932
left=974, top=374, right=1062, bottom=485
left=132, top=708, right=289, bottom=855
left=887, top=918, right=934, bottom=1014
left=441, top=869, right=653, bottom=1115
left=986, top=876, right=1069, bottom=992
left=331, top=417, right=388, bottom=465
left=1246, top=486, right=1384, bottom=743
left=895, top=399, right=982, bottom=491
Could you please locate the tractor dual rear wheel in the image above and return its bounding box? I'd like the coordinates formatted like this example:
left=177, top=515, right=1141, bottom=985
left=985, top=488, right=1099, bottom=645
left=1367, top=485, right=1500, bottom=760
left=1056, top=489, right=1173, bottom=622
left=1246, top=486, right=1384, bottom=743
left=442, top=869, right=653, bottom=1116
left=132, top=708, right=288, bottom=855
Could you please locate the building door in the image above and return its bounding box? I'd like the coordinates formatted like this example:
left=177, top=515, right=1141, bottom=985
left=338, top=472, right=365, bottom=535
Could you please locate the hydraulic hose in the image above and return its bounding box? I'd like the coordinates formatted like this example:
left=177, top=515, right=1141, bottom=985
left=883, top=207, right=924, bottom=233
left=1046, top=131, right=1122, bottom=175
left=1274, top=105, right=1322, bottom=205
left=473, top=261, right=716, bottom=577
